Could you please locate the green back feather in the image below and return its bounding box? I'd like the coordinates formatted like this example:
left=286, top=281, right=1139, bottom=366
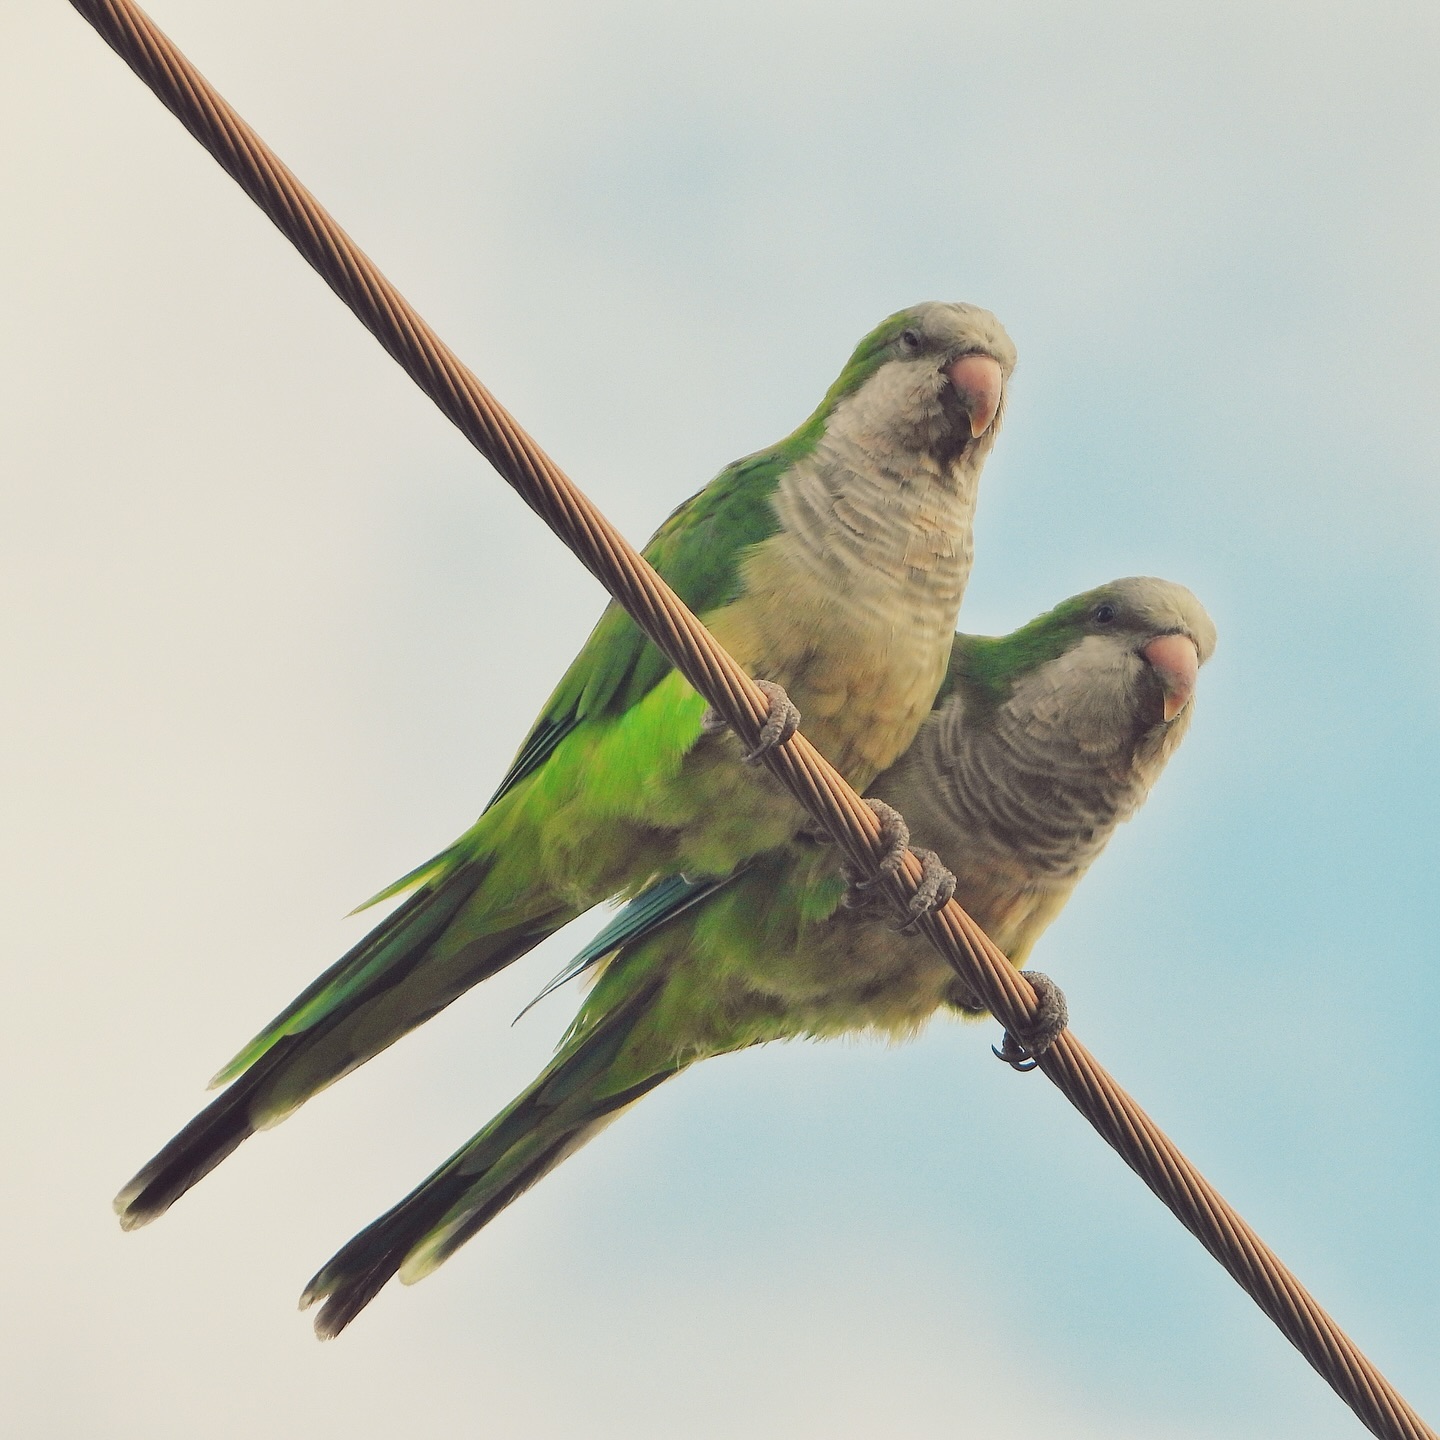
left=943, top=589, right=1106, bottom=713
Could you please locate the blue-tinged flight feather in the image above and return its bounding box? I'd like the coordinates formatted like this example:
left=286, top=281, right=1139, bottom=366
left=517, top=871, right=738, bottom=1019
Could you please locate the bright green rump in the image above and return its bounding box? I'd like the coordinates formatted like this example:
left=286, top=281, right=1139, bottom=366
left=579, top=844, right=961, bottom=1065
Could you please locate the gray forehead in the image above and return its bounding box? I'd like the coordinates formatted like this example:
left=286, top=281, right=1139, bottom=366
left=909, top=302, right=1017, bottom=369
left=1106, top=576, right=1217, bottom=659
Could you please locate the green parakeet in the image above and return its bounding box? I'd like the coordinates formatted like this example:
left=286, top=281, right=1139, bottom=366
left=300, top=576, right=1216, bottom=1336
left=116, top=302, right=1016, bottom=1229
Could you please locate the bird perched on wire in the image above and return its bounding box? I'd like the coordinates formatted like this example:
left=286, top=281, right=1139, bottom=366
left=116, top=301, right=1016, bottom=1230
left=300, top=576, right=1215, bottom=1335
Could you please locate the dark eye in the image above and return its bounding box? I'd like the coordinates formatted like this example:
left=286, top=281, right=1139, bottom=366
left=899, top=329, right=921, bottom=352
left=1093, top=603, right=1117, bottom=625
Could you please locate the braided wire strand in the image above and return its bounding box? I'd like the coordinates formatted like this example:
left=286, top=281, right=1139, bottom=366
left=64, top=3, right=1434, bottom=1435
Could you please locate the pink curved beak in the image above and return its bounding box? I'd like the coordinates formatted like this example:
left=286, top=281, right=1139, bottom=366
left=1142, top=633, right=1200, bottom=722
left=946, top=353, right=1004, bottom=438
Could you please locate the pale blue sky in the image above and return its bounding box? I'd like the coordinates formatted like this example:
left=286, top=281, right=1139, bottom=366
left=4, top=2, right=1439, bottom=1435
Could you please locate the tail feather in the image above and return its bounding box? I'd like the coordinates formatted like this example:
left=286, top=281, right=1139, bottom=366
left=113, top=1082, right=260, bottom=1231
left=212, top=859, right=489, bottom=1089
left=115, top=863, right=575, bottom=1230
left=302, top=969, right=680, bottom=1339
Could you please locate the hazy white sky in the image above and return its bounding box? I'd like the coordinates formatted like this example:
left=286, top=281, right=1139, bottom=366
left=4, top=2, right=1440, bottom=1436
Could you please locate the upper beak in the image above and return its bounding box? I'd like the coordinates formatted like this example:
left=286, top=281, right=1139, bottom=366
left=945, top=353, right=1004, bottom=438
left=1141, top=633, right=1200, bottom=722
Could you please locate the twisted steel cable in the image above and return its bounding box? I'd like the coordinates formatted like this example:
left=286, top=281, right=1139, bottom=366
left=64, top=2, right=1434, bottom=1435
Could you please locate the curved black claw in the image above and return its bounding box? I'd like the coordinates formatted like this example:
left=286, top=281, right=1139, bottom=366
left=992, top=970, right=1069, bottom=1072
left=892, top=848, right=957, bottom=932
left=700, top=680, right=801, bottom=763
left=841, top=799, right=910, bottom=910
left=796, top=818, right=835, bottom=846
left=944, top=976, right=988, bottom=1017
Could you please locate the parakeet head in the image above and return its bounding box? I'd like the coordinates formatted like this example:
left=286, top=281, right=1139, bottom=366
left=813, top=302, right=1017, bottom=465
left=891, top=577, right=1215, bottom=904
left=957, top=576, right=1216, bottom=765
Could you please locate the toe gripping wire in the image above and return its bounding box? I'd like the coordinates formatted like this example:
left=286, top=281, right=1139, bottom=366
left=840, top=800, right=1066, bottom=1070
left=701, top=679, right=801, bottom=763
left=842, top=799, right=957, bottom=932
left=990, top=972, right=1068, bottom=1071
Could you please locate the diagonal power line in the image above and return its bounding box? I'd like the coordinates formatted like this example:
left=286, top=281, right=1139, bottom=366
left=62, top=2, right=1434, bottom=1434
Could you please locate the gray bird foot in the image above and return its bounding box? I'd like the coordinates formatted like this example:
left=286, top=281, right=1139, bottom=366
left=700, top=680, right=801, bottom=764
left=992, top=970, right=1069, bottom=1072
left=841, top=802, right=957, bottom=929
left=892, top=848, right=957, bottom=932
left=841, top=798, right=911, bottom=910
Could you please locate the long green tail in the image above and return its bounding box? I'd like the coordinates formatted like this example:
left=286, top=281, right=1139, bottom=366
left=301, top=962, right=682, bottom=1339
left=114, top=855, right=576, bottom=1230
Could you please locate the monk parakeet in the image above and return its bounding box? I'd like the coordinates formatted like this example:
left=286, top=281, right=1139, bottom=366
left=116, top=302, right=1016, bottom=1229
left=299, top=576, right=1216, bottom=1335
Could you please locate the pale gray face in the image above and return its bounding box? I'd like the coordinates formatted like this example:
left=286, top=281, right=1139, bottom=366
left=865, top=576, right=1214, bottom=896
left=843, top=302, right=1018, bottom=463
left=1018, top=577, right=1216, bottom=757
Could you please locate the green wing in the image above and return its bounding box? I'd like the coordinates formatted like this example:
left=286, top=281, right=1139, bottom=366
left=359, top=446, right=792, bottom=910
left=496, top=452, right=792, bottom=799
